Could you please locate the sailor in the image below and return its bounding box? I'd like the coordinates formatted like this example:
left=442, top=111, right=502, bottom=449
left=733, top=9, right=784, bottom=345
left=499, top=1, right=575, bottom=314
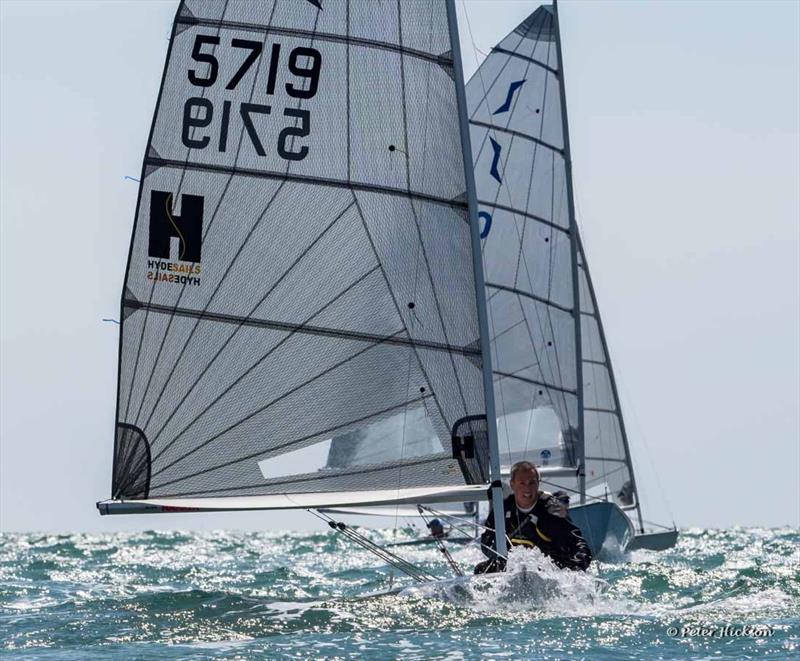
left=427, top=518, right=446, bottom=539
left=474, top=461, right=592, bottom=574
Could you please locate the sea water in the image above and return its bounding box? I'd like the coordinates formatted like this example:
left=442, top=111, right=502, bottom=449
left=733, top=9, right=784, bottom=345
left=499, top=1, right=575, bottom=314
left=1, top=528, right=797, bottom=660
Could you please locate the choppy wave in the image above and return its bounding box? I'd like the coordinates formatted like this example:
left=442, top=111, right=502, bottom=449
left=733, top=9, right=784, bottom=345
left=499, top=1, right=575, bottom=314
left=1, top=528, right=797, bottom=660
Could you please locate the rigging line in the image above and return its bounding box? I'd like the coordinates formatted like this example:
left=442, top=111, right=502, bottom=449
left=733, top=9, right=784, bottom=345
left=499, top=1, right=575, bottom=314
left=392, top=0, right=415, bottom=539
left=537, top=478, right=612, bottom=506
left=306, top=506, right=434, bottom=581
left=123, top=0, right=233, bottom=422
left=467, top=27, right=523, bottom=117
left=415, top=505, right=464, bottom=577
left=394, top=1, right=438, bottom=531
left=128, top=0, right=274, bottom=427
left=615, top=373, right=676, bottom=525
left=345, top=1, right=350, bottom=180
left=417, top=505, right=506, bottom=560
left=308, top=510, right=436, bottom=582
left=311, top=512, right=426, bottom=581
left=148, top=264, right=386, bottom=471
left=142, top=188, right=351, bottom=441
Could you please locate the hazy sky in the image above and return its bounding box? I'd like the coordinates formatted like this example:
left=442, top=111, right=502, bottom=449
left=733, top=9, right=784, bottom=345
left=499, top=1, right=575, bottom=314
left=1, top=0, right=798, bottom=534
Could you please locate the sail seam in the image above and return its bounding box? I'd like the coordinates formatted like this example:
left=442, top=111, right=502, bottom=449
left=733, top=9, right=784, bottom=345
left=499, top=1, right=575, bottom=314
left=485, top=281, right=573, bottom=315
left=491, top=46, right=559, bottom=76
left=477, top=199, right=569, bottom=235
left=145, top=157, right=469, bottom=212
left=492, top=369, right=576, bottom=396
left=175, top=17, right=454, bottom=69
left=124, top=300, right=481, bottom=357
left=584, top=456, right=627, bottom=464
left=585, top=406, right=618, bottom=415
left=470, top=120, right=563, bottom=155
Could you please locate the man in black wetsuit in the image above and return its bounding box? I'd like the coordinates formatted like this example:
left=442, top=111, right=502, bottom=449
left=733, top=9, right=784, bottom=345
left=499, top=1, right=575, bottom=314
left=474, top=461, right=592, bottom=573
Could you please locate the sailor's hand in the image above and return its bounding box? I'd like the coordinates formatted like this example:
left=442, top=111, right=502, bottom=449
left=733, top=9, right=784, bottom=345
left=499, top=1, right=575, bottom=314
left=545, top=495, right=568, bottom=518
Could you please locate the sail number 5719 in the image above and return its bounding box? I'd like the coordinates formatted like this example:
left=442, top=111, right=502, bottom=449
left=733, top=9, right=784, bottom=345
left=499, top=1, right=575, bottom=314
left=182, top=34, right=322, bottom=162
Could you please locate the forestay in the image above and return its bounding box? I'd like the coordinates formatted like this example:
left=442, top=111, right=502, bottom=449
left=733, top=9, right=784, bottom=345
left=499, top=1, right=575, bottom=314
left=105, top=0, right=491, bottom=510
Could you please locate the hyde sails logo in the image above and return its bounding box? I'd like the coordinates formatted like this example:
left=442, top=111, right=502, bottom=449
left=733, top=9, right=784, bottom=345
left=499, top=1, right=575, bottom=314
left=146, top=190, right=203, bottom=286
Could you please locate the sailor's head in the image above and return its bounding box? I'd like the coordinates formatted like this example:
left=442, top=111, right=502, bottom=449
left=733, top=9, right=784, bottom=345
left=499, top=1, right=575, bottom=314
left=510, top=461, right=540, bottom=509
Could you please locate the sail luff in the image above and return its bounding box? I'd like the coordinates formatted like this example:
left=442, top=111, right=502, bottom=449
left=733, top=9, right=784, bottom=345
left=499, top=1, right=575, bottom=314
left=552, top=0, right=585, bottom=503
left=577, top=233, right=645, bottom=532
left=445, top=0, right=507, bottom=559
left=112, top=2, right=185, bottom=499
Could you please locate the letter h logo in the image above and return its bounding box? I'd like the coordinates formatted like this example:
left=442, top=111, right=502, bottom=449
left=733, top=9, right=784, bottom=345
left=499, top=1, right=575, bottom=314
left=148, top=191, right=203, bottom=263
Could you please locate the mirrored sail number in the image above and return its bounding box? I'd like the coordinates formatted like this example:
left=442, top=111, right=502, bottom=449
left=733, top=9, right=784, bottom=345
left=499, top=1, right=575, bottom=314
left=182, top=35, right=321, bottom=161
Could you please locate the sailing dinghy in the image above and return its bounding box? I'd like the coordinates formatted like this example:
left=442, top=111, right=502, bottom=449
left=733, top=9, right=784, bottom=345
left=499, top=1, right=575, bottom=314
left=98, top=0, right=675, bottom=585
left=464, top=3, right=676, bottom=553
left=99, top=0, right=513, bottom=567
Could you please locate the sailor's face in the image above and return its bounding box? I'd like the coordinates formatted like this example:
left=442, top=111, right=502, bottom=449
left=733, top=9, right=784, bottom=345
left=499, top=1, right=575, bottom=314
left=511, top=469, right=539, bottom=509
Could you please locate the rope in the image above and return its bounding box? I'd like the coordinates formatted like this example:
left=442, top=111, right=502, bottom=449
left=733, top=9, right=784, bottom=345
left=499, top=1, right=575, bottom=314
left=415, top=506, right=464, bottom=577
left=310, top=510, right=437, bottom=583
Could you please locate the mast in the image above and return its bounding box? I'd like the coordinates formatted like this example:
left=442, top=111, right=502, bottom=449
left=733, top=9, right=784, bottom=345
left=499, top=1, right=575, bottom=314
left=552, top=0, right=586, bottom=503
left=445, top=0, right=508, bottom=559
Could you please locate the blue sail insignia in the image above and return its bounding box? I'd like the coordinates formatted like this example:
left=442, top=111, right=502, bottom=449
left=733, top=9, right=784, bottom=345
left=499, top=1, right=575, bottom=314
left=478, top=211, right=492, bottom=239
left=493, top=79, right=526, bottom=115
left=489, top=138, right=503, bottom=184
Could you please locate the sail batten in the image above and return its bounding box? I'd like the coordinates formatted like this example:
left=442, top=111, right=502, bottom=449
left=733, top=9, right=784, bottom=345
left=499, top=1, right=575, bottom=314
left=144, top=157, right=473, bottom=209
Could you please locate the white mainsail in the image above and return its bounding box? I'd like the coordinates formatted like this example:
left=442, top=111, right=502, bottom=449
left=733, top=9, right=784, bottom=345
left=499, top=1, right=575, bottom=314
left=466, top=3, right=643, bottom=526
left=102, top=0, right=502, bottom=523
left=467, top=5, right=579, bottom=474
